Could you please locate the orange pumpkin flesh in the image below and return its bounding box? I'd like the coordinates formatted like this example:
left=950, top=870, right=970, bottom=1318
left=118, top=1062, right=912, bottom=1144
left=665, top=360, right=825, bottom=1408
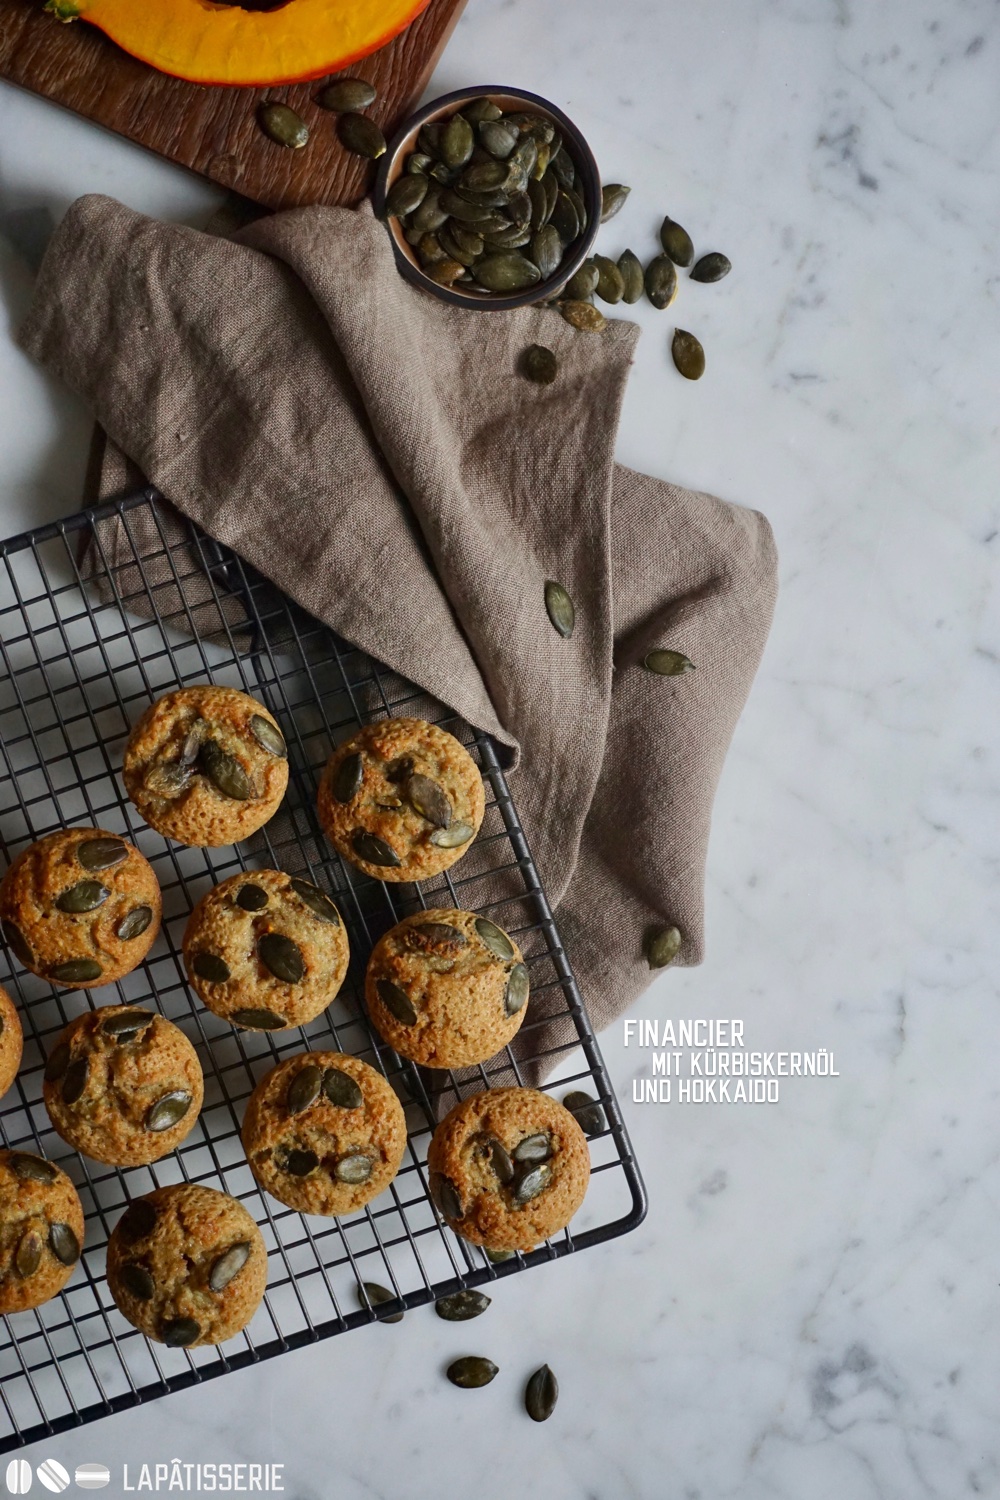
left=47, top=0, right=431, bottom=86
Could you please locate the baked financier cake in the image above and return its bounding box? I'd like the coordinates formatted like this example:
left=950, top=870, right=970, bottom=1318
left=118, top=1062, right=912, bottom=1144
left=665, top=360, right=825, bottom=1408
left=366, top=910, right=529, bottom=1067
left=107, top=1185, right=267, bottom=1347
left=183, top=870, right=349, bottom=1032
left=123, top=685, right=289, bottom=848
left=42, top=1006, right=203, bottom=1167
left=427, top=1087, right=590, bottom=1253
left=317, top=717, right=485, bottom=882
left=0, top=828, right=161, bottom=989
left=0, top=1149, right=84, bottom=1314
left=242, top=1052, right=406, bottom=1218
left=0, top=985, right=24, bottom=1101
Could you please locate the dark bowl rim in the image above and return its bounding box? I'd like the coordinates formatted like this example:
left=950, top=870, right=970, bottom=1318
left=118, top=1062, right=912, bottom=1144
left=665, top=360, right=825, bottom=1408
left=373, top=84, right=602, bottom=313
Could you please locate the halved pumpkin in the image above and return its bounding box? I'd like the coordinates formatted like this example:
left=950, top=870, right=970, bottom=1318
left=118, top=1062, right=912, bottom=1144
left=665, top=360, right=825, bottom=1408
left=44, top=0, right=432, bottom=87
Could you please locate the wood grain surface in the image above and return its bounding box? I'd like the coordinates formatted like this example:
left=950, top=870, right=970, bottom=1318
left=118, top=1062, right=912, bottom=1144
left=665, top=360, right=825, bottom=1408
left=0, top=0, right=468, bottom=210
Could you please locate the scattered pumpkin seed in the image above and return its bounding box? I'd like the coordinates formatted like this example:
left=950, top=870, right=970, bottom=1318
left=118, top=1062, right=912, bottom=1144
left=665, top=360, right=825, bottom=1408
left=338, top=112, right=386, bottom=159
left=645, top=925, right=682, bottom=969
left=258, top=103, right=308, bottom=151
left=250, top=714, right=287, bottom=757
left=162, top=1317, right=200, bottom=1348
left=429, top=822, right=474, bottom=848
left=563, top=1090, right=605, bottom=1136
left=544, top=580, right=576, bottom=639
left=229, top=1007, right=287, bottom=1030
left=280, top=1146, right=319, bottom=1177
left=2, top=919, right=32, bottom=968
left=120, top=1262, right=155, bottom=1301
left=43, top=1043, right=70, bottom=1083
left=645, top=253, right=678, bottom=310
left=513, top=1162, right=552, bottom=1205
left=435, top=1288, right=491, bottom=1321
left=61, top=1057, right=89, bottom=1103
left=406, top=773, right=452, bottom=828
left=77, top=837, right=127, bottom=872
left=118, top=1199, right=157, bottom=1241
left=430, top=1172, right=463, bottom=1220
left=475, top=918, right=515, bottom=961
left=258, top=932, right=305, bottom=985
left=644, top=648, right=695, bottom=676
left=15, top=1231, right=43, bottom=1279
left=236, top=883, right=269, bottom=912
left=525, top=1363, right=559, bottom=1422
left=559, top=300, right=606, bottom=332
left=116, top=905, right=153, bottom=941
left=520, top=344, right=558, bottom=384
left=376, top=978, right=418, bottom=1026
left=289, top=878, right=340, bottom=924
left=56, top=880, right=110, bottom=914
left=358, top=1281, right=404, bottom=1321
left=484, top=1247, right=515, bottom=1263
left=193, top=951, right=231, bottom=985
left=209, top=1241, right=251, bottom=1292
left=145, top=1090, right=193, bottom=1133
left=50, top=957, right=103, bottom=985
left=671, top=328, right=706, bottom=380
left=48, top=1222, right=80, bottom=1266
left=601, top=183, right=630, bottom=222
left=323, top=1067, right=363, bottom=1110
left=9, top=1152, right=56, bottom=1183
left=563, top=259, right=598, bottom=301
left=504, top=963, right=530, bottom=1016
left=690, top=251, right=731, bottom=283
left=287, top=1064, right=323, bottom=1115
left=335, top=1153, right=373, bottom=1185
left=594, top=254, right=624, bottom=305
left=100, top=1009, right=153, bottom=1041
left=617, top=248, right=644, bottom=304
left=659, top=215, right=694, bottom=267
left=352, top=830, right=402, bottom=868
left=199, top=740, right=252, bottom=801
left=447, top=1356, right=498, bottom=1389
left=319, top=78, right=376, bottom=113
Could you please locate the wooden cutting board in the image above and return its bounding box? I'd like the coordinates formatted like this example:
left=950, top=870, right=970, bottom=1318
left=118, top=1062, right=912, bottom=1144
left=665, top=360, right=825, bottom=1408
left=0, top=0, right=468, bottom=210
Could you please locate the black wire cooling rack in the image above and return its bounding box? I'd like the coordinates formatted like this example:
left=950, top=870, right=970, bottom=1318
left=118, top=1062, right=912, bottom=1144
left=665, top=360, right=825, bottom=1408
left=0, top=488, right=645, bottom=1451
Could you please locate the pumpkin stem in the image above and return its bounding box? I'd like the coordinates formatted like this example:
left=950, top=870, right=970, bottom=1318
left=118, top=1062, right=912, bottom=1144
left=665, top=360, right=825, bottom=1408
left=44, top=0, right=82, bottom=19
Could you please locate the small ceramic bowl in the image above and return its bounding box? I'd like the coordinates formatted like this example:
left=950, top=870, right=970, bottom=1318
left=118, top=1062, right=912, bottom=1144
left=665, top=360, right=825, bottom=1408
left=373, top=85, right=601, bottom=312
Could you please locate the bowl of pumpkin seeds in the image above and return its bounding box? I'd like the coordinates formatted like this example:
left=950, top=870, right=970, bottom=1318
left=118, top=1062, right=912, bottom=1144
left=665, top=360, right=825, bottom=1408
left=374, top=85, right=601, bottom=310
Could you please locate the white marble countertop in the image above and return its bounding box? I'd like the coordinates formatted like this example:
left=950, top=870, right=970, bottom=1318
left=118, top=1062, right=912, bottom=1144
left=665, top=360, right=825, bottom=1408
left=1, top=0, right=998, bottom=1495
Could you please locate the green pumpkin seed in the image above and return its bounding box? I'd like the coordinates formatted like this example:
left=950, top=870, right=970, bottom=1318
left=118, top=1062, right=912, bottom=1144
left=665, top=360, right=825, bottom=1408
left=418, top=121, right=444, bottom=155
left=509, top=138, right=538, bottom=181
left=145, top=1090, right=193, bottom=1133
left=116, top=905, right=153, bottom=941
left=617, top=248, right=644, bottom=305
left=56, top=880, right=110, bottom=914
left=441, top=114, right=475, bottom=170
left=513, top=1162, right=551, bottom=1205
left=544, top=580, right=575, bottom=639
left=448, top=223, right=486, bottom=257
left=77, top=837, right=127, bottom=872
left=331, top=751, right=364, bottom=804
left=660, top=215, right=695, bottom=267
left=426, top=259, right=467, bottom=287
left=529, top=225, right=562, bottom=281
left=118, top=1199, right=157, bottom=1242
left=429, top=822, right=474, bottom=849
left=472, top=253, right=541, bottom=293
left=250, top=714, right=286, bottom=758
left=257, top=933, right=305, bottom=985
left=319, top=78, right=376, bottom=112
left=407, top=152, right=433, bottom=176
left=120, top=1261, right=155, bottom=1301
left=439, top=189, right=496, bottom=223
left=335, top=1153, right=373, bottom=1185
left=513, top=1132, right=550, bottom=1164
left=520, top=344, right=558, bottom=385
left=525, top=1363, right=559, bottom=1422
left=479, top=119, right=518, bottom=159
left=481, top=222, right=532, bottom=251
left=338, top=112, right=386, bottom=159
left=61, top=1057, right=89, bottom=1103
left=645, top=254, right=678, bottom=311
left=209, top=1241, right=251, bottom=1293
left=280, top=1146, right=319, bottom=1177
left=323, top=1066, right=363, bottom=1110
left=549, top=190, right=580, bottom=245
left=463, top=97, right=502, bottom=125
left=352, top=830, right=401, bottom=868
left=484, top=1247, right=515, bottom=1263
left=430, top=1171, right=462, bottom=1220
left=645, top=924, right=682, bottom=968
left=644, top=648, right=695, bottom=676
left=198, top=740, right=252, bottom=801
left=258, top=103, right=308, bottom=150
left=559, top=300, right=606, bottom=332
left=236, top=883, right=269, bottom=912
left=193, top=951, right=231, bottom=985
left=690, top=251, right=731, bottom=283
left=563, top=1090, right=605, bottom=1137
left=376, top=978, right=417, bottom=1026
left=474, top=917, right=515, bottom=961
left=412, top=189, right=449, bottom=234
left=43, top=1043, right=70, bottom=1083
left=601, top=183, right=630, bottom=222
left=100, top=1008, right=153, bottom=1041
left=447, top=1356, right=498, bottom=1389
left=542, top=168, right=559, bottom=223
left=459, top=158, right=509, bottom=194
left=51, top=957, right=103, bottom=985
left=287, top=1064, right=323, bottom=1115
left=9, top=1152, right=56, bottom=1183
left=405, top=773, right=452, bottom=829
left=435, top=1288, right=491, bottom=1321
left=594, top=254, right=625, bottom=305
left=563, top=259, right=598, bottom=301
left=180, top=729, right=201, bottom=766
left=550, top=148, right=575, bottom=190
left=229, top=1007, right=287, bottom=1030
left=144, top=761, right=191, bottom=799
left=162, top=1317, right=200, bottom=1348
left=489, top=1137, right=515, bottom=1185
left=405, top=921, right=467, bottom=955
left=2, top=919, right=33, bottom=968
left=15, top=1231, right=43, bottom=1279
left=358, top=1281, right=404, bottom=1322
left=289, top=878, right=340, bottom=925
left=385, top=174, right=429, bottom=221
left=48, top=1221, right=80, bottom=1266
left=671, top=329, right=706, bottom=381
left=439, top=226, right=480, bottom=268
left=504, top=963, right=530, bottom=1016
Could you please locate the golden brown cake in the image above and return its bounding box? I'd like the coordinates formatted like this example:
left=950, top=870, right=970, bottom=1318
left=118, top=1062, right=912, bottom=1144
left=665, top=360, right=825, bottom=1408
left=0, top=1149, right=85, bottom=1314
left=106, top=1184, right=267, bottom=1347
left=123, top=686, right=289, bottom=848
left=316, top=717, right=485, bottom=882
left=426, top=1087, right=590, bottom=1253
left=183, top=869, right=349, bottom=1032
left=42, top=1006, right=204, bottom=1167
left=0, top=828, right=161, bottom=989
left=0, top=985, right=24, bottom=1101
left=241, top=1051, right=407, bottom=1218
left=365, top=909, right=528, bottom=1067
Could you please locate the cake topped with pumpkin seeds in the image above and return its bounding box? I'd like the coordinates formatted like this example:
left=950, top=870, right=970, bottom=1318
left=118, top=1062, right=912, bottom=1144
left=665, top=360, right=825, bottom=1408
left=0, top=1149, right=84, bottom=1314
left=366, top=909, right=529, bottom=1068
left=317, top=717, right=485, bottom=883
left=183, top=868, right=349, bottom=1032
left=0, top=827, right=162, bottom=990
left=42, top=1005, right=204, bottom=1168
left=106, top=1185, right=267, bottom=1349
left=123, top=685, right=289, bottom=848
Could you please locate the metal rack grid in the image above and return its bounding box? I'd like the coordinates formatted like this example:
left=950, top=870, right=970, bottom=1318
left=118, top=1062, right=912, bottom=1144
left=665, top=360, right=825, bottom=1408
left=0, top=488, right=645, bottom=1451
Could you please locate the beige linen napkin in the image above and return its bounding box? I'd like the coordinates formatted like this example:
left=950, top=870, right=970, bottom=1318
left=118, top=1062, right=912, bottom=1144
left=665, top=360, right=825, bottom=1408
left=18, top=194, right=777, bottom=1072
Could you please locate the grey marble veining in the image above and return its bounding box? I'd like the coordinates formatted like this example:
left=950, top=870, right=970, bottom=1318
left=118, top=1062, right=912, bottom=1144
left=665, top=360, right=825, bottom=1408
left=0, top=0, right=998, bottom=1494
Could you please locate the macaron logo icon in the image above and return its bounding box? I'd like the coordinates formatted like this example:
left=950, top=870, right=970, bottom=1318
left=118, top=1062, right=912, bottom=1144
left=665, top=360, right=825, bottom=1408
left=4, top=1459, right=31, bottom=1494
left=73, top=1468, right=110, bottom=1491
left=33, top=1463, right=68, bottom=1495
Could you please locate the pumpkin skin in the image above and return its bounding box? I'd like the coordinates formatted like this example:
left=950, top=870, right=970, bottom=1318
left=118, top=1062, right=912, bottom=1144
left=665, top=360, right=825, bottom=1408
left=45, top=0, right=432, bottom=87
